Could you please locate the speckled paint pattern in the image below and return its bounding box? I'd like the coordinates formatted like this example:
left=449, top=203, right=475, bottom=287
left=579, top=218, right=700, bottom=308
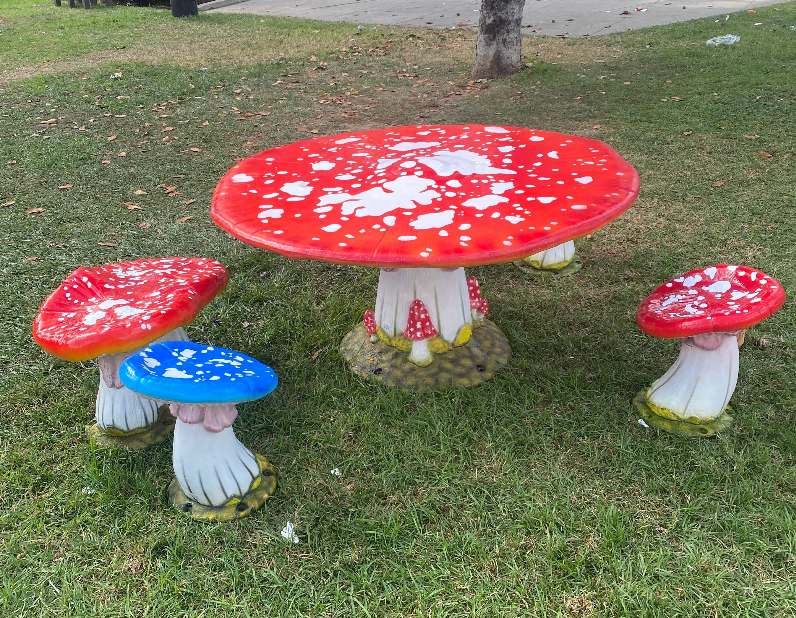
left=33, top=258, right=229, bottom=361
left=120, top=342, right=278, bottom=404
left=211, top=125, right=640, bottom=267
left=637, top=265, right=786, bottom=338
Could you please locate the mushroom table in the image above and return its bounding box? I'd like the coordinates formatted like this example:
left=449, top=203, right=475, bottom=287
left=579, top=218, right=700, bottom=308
left=211, top=125, right=639, bottom=390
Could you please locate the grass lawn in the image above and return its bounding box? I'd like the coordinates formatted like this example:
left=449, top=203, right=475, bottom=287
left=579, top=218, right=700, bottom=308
left=1, top=1, right=795, bottom=615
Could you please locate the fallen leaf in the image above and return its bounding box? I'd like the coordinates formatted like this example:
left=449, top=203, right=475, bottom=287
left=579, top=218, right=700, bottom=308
left=296, top=126, right=308, bottom=132
left=310, top=349, right=323, bottom=361
left=173, top=175, right=185, bottom=179
left=190, top=147, right=201, bottom=152
left=747, top=9, right=756, bottom=12
left=107, top=135, right=117, bottom=141
left=118, top=152, right=127, bottom=157
left=54, top=243, right=66, bottom=248
left=1, top=200, right=15, bottom=207
left=712, top=180, right=726, bottom=188
left=755, top=95, right=762, bottom=100
left=164, top=186, right=177, bottom=192
left=162, top=127, right=175, bottom=132
left=98, top=242, right=119, bottom=247
left=134, top=189, right=147, bottom=195
left=25, top=207, right=45, bottom=214
left=126, top=203, right=143, bottom=210
left=40, top=118, right=57, bottom=125
left=138, top=222, right=151, bottom=228
left=743, top=135, right=759, bottom=139
left=58, top=184, right=73, bottom=189
left=101, top=160, right=111, bottom=164
left=184, top=199, right=196, bottom=205
left=671, top=97, right=683, bottom=102
left=177, top=216, right=193, bottom=223
left=758, top=152, right=773, bottom=158
left=683, top=131, right=693, bottom=136
left=24, top=257, right=38, bottom=262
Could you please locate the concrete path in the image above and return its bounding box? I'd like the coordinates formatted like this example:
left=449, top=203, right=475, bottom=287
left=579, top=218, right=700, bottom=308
left=204, top=0, right=790, bottom=37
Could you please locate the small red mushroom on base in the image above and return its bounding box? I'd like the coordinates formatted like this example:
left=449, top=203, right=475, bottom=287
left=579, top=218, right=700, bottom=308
left=636, top=265, right=785, bottom=433
left=467, top=276, right=489, bottom=325
left=403, top=300, right=438, bottom=367
left=363, top=310, right=379, bottom=343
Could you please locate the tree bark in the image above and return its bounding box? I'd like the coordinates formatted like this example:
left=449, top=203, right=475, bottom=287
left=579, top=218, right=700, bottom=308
left=472, top=0, right=526, bottom=79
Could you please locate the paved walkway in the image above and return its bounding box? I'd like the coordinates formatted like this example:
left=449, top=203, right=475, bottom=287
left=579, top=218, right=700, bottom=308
left=204, top=0, right=789, bottom=37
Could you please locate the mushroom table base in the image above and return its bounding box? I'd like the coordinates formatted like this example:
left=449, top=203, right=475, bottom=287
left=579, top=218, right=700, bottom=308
left=86, top=404, right=175, bottom=450
left=168, top=453, right=277, bottom=522
left=514, top=242, right=583, bottom=277
left=633, top=390, right=733, bottom=437
left=341, top=320, right=511, bottom=391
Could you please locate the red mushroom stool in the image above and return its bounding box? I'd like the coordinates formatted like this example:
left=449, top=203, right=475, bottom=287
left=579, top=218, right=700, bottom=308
left=33, top=258, right=229, bottom=449
left=634, top=265, right=785, bottom=436
left=211, top=125, right=639, bottom=391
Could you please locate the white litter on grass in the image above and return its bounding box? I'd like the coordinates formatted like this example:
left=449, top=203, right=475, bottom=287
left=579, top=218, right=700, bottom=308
left=81, top=487, right=96, bottom=495
left=331, top=468, right=342, bottom=477
left=638, top=418, right=650, bottom=428
left=281, top=522, right=300, bottom=544
left=706, top=34, right=740, bottom=46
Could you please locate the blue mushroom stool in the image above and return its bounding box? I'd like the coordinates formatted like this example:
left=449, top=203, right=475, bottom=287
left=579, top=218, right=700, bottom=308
left=121, top=342, right=278, bottom=521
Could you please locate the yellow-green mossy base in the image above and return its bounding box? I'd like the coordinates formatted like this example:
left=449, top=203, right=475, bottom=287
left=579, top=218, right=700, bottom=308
left=168, top=454, right=277, bottom=522
left=513, top=255, right=583, bottom=277
left=86, top=405, right=174, bottom=450
left=633, top=390, right=733, bottom=437
left=340, top=319, right=511, bottom=392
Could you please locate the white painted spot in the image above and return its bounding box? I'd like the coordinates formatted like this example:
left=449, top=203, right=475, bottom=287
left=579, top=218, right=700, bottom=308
left=704, top=281, right=732, bottom=293
left=314, top=206, right=334, bottom=213
left=446, top=180, right=462, bottom=188
left=498, top=146, right=515, bottom=153
left=389, top=141, right=441, bottom=151
left=417, top=150, right=515, bottom=177
left=400, top=161, right=417, bottom=168
left=409, top=210, right=455, bottom=229
left=383, top=216, right=396, bottom=226
left=459, top=223, right=471, bottom=230
left=571, top=205, right=587, bottom=210
left=258, top=208, right=284, bottom=219
left=704, top=266, right=718, bottom=279
left=335, top=137, right=360, bottom=144
left=114, top=306, right=144, bottom=319
left=537, top=197, right=557, bottom=204
left=312, top=161, right=335, bottom=171
left=505, top=215, right=525, bottom=224
left=530, top=136, right=544, bottom=142
left=574, top=176, right=593, bottom=184
left=281, top=181, right=313, bottom=197
left=163, top=368, right=192, bottom=379
left=232, top=173, right=253, bottom=183
left=682, top=275, right=703, bottom=287
left=462, top=195, right=509, bottom=210
left=484, top=126, right=509, bottom=133
left=321, top=224, right=342, bottom=232
left=83, top=311, right=106, bottom=325
left=547, top=151, right=559, bottom=159
left=377, top=158, right=399, bottom=169
left=398, top=236, right=417, bottom=241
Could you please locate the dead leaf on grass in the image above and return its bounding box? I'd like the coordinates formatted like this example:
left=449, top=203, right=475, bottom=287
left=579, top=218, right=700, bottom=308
left=118, top=152, right=127, bottom=157
left=58, top=184, right=73, bottom=189
left=125, top=203, right=142, bottom=210
left=712, top=180, right=726, bottom=188
left=185, top=199, right=196, bottom=205
left=296, top=126, right=308, bottom=132
left=134, top=189, right=147, bottom=195
left=177, top=216, right=193, bottom=223
left=98, top=242, right=119, bottom=247
left=101, top=160, right=111, bottom=164
left=683, top=131, right=693, bottom=136
left=107, top=135, right=117, bottom=141
left=1, top=200, right=14, bottom=207
left=25, top=207, right=45, bottom=214
left=138, top=222, right=151, bottom=228
left=758, top=152, right=773, bottom=158
left=743, top=135, right=759, bottom=139
left=40, top=118, right=57, bottom=125
left=162, top=127, right=175, bottom=132
left=190, top=147, right=201, bottom=152
left=310, top=349, right=323, bottom=361
left=24, top=257, right=38, bottom=262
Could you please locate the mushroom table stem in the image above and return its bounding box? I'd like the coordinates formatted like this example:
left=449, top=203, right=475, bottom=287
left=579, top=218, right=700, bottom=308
left=375, top=267, right=472, bottom=351
left=645, top=333, right=739, bottom=424
left=95, top=327, right=189, bottom=435
left=172, top=417, right=261, bottom=508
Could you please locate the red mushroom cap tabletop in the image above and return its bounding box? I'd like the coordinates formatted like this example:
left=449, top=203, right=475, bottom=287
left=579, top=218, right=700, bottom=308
left=636, top=265, right=785, bottom=339
left=33, top=258, right=229, bottom=362
left=211, top=125, right=639, bottom=268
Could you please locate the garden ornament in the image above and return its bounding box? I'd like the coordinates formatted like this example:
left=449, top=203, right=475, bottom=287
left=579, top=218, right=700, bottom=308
left=211, top=125, right=639, bottom=390
left=120, top=342, right=278, bottom=521
left=33, top=258, right=228, bottom=448
left=634, top=265, right=785, bottom=436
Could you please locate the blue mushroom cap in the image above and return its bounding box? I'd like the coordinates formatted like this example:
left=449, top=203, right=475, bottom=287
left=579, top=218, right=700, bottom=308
left=120, top=342, right=278, bottom=404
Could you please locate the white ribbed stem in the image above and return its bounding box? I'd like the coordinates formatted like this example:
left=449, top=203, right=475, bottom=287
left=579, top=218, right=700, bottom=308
left=95, top=327, right=189, bottom=433
left=172, top=417, right=260, bottom=507
left=524, top=240, right=575, bottom=270
left=647, top=333, right=739, bottom=422
left=375, top=267, right=471, bottom=345
left=408, top=339, right=432, bottom=366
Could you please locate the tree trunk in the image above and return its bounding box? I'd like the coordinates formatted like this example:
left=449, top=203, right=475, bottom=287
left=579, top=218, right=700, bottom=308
left=472, top=0, right=526, bottom=79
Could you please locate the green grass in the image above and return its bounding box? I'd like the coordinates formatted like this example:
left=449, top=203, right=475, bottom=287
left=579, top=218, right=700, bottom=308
left=1, top=1, right=796, bottom=615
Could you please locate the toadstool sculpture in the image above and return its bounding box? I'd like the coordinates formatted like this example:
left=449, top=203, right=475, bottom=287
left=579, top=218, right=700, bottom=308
left=211, top=125, right=639, bottom=390
left=120, top=342, right=278, bottom=521
left=635, top=265, right=785, bottom=436
left=403, top=300, right=439, bottom=366
left=515, top=240, right=581, bottom=276
left=33, top=258, right=228, bottom=448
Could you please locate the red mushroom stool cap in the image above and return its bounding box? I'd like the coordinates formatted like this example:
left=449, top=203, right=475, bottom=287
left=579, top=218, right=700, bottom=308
left=636, top=265, right=785, bottom=339
left=403, top=300, right=438, bottom=340
left=33, top=258, right=229, bottom=362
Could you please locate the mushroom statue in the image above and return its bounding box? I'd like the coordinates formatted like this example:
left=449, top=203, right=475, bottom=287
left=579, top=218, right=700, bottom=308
left=120, top=342, right=279, bottom=521
left=211, top=125, right=639, bottom=390
left=33, top=258, right=229, bottom=449
left=634, top=265, right=785, bottom=436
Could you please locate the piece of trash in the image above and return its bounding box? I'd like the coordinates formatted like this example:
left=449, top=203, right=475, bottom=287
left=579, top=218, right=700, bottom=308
left=706, top=34, right=739, bottom=46
left=110, top=72, right=122, bottom=79
left=281, top=522, right=300, bottom=544
left=242, top=321, right=251, bottom=328
left=636, top=7, right=647, bottom=12
left=357, top=25, right=364, bottom=30
left=81, top=487, right=96, bottom=495
left=331, top=468, right=341, bottom=477
left=638, top=418, right=650, bottom=428
left=753, top=22, right=762, bottom=26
